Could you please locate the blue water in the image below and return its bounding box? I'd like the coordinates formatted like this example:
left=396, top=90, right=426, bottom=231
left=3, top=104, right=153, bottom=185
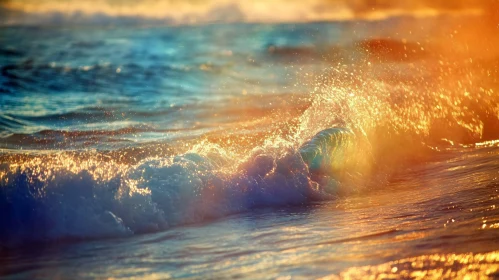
left=2, top=16, right=499, bottom=278
left=0, top=23, right=339, bottom=149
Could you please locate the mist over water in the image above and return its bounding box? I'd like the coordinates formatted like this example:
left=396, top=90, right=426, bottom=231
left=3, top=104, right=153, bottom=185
left=1, top=11, right=499, bottom=279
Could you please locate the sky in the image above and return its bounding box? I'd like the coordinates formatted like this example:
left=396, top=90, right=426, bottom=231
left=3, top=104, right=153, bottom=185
left=0, top=0, right=496, bottom=26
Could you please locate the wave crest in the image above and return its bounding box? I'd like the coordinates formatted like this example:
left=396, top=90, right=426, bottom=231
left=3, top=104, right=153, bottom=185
left=0, top=128, right=356, bottom=247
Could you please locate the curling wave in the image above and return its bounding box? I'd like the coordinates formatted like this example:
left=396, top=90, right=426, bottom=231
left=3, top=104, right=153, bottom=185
left=0, top=127, right=353, bottom=247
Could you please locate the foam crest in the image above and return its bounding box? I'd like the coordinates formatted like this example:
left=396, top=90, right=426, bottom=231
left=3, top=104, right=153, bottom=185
left=0, top=128, right=353, bottom=246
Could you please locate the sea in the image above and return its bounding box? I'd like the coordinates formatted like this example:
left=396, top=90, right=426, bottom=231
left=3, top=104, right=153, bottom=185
left=1, top=14, right=499, bottom=279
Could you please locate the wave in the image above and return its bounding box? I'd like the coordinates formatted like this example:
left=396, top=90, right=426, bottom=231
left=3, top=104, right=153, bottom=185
left=2, top=49, right=499, bottom=247
left=0, top=114, right=31, bottom=132
left=0, top=127, right=352, bottom=247
left=2, top=17, right=499, bottom=249
left=0, top=61, right=189, bottom=95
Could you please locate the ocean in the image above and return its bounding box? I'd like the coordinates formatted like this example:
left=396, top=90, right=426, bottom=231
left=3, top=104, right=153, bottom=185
left=1, top=15, right=499, bottom=279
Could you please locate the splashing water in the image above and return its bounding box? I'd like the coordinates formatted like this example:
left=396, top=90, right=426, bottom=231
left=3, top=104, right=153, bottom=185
left=1, top=16, right=499, bottom=251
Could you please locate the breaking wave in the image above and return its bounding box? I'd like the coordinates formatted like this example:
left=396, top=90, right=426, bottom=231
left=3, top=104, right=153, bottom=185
left=0, top=127, right=355, bottom=246
left=1, top=15, right=499, bottom=248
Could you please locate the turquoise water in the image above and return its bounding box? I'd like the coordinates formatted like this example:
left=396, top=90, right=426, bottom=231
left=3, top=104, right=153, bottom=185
left=0, top=23, right=338, bottom=149
left=2, top=16, right=499, bottom=278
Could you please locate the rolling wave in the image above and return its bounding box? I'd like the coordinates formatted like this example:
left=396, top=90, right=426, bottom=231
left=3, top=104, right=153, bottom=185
left=1, top=17, right=499, bottom=251
left=0, top=127, right=350, bottom=247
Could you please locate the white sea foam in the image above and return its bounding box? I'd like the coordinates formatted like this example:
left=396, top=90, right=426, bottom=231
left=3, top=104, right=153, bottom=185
left=0, top=128, right=353, bottom=247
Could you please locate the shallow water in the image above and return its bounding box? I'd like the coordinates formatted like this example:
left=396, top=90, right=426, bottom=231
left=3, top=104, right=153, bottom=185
left=1, top=15, right=499, bottom=279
